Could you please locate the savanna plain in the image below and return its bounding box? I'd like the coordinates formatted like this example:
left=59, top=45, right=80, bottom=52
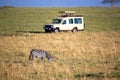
left=0, top=7, right=120, bottom=80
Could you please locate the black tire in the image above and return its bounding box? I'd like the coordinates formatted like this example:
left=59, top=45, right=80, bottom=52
left=72, top=28, right=78, bottom=33
left=54, top=28, right=60, bottom=33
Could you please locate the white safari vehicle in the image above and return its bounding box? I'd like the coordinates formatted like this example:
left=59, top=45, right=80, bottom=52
left=44, top=11, right=85, bottom=33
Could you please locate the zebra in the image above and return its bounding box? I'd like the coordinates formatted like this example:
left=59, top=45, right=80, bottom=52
left=29, top=49, right=52, bottom=62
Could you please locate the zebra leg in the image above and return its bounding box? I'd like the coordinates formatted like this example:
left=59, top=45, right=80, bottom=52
left=31, top=55, right=35, bottom=61
left=48, top=58, right=52, bottom=63
left=41, top=57, right=43, bottom=60
left=42, top=57, right=46, bottom=62
left=29, top=54, right=34, bottom=61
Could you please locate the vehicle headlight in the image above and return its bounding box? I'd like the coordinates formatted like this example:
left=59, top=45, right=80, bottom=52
left=51, top=25, right=54, bottom=28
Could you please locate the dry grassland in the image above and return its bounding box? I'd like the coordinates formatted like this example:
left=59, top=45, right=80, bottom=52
left=0, top=31, right=120, bottom=80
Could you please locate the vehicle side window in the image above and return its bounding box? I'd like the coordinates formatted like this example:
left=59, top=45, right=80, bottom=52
left=62, top=20, right=66, bottom=24
left=69, top=19, right=73, bottom=24
left=74, top=18, right=82, bottom=24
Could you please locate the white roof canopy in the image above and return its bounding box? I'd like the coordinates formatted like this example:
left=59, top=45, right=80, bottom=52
left=59, top=11, right=76, bottom=14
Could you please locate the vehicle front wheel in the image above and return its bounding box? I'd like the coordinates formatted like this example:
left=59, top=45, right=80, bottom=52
left=72, top=28, right=78, bottom=33
left=54, top=28, right=60, bottom=33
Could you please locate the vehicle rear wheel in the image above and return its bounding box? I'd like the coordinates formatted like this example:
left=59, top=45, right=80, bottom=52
left=72, top=28, right=78, bottom=33
left=54, top=28, right=60, bottom=33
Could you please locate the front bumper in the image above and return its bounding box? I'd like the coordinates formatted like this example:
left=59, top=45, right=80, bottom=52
left=44, top=25, right=54, bottom=32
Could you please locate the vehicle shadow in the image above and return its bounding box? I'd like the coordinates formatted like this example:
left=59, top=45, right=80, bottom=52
left=16, top=31, right=51, bottom=34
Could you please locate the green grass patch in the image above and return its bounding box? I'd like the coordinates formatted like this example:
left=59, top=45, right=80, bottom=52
left=0, top=7, right=120, bottom=35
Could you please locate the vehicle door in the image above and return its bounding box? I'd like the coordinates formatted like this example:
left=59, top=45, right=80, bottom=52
left=60, top=19, right=68, bottom=30
left=74, top=18, right=83, bottom=30
left=68, top=18, right=74, bottom=30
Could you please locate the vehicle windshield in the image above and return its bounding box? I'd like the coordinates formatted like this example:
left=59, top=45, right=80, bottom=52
left=52, top=19, right=62, bottom=24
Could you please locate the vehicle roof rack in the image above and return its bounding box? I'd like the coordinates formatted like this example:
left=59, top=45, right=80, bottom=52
left=59, top=11, right=76, bottom=14
left=59, top=11, right=75, bottom=17
left=75, top=15, right=83, bottom=17
left=58, top=11, right=83, bottom=17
